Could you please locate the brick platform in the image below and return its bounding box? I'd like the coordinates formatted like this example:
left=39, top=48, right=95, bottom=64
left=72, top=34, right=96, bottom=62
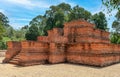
left=3, top=19, right=120, bottom=67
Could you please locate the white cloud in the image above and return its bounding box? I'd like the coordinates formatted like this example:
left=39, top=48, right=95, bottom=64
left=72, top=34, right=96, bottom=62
left=10, top=23, right=27, bottom=29
left=0, top=9, right=5, bottom=13
left=6, top=0, right=76, bottom=9
left=6, top=0, right=50, bottom=9
left=7, top=0, right=33, bottom=6
left=14, top=18, right=31, bottom=21
left=0, top=9, right=9, bottom=16
left=91, top=5, right=118, bottom=18
left=58, top=0, right=76, bottom=7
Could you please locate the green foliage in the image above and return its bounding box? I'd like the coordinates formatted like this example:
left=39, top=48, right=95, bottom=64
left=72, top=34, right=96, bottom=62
left=91, top=12, right=107, bottom=30
left=0, top=12, right=9, bottom=27
left=0, top=12, right=9, bottom=49
left=4, top=26, right=14, bottom=38
left=0, top=12, right=9, bottom=40
left=28, top=3, right=93, bottom=37
left=110, top=32, right=120, bottom=44
left=102, top=0, right=120, bottom=12
left=68, top=5, right=91, bottom=21
left=110, top=10, right=120, bottom=44
left=112, top=10, right=120, bottom=32
left=0, top=12, right=28, bottom=49
left=112, top=20, right=120, bottom=32
left=0, top=37, right=11, bottom=50
left=30, top=15, right=46, bottom=36
left=21, top=25, right=29, bottom=30
left=44, top=3, right=71, bottom=35
left=25, top=25, right=39, bottom=41
left=115, top=10, right=120, bottom=20
left=0, top=41, right=7, bottom=50
left=0, top=23, right=5, bottom=40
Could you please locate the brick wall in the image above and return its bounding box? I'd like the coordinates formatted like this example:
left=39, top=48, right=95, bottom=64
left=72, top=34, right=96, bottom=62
left=67, top=53, right=120, bottom=66
left=19, top=41, right=49, bottom=66
left=3, top=41, right=21, bottom=63
left=37, top=36, right=49, bottom=43
left=49, top=43, right=66, bottom=64
left=66, top=43, right=120, bottom=66
left=64, top=19, right=95, bottom=28
left=3, top=19, right=120, bottom=67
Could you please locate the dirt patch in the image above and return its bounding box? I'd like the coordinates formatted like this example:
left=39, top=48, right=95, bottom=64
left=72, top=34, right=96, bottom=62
left=0, top=50, right=6, bottom=57
left=0, top=57, right=120, bottom=77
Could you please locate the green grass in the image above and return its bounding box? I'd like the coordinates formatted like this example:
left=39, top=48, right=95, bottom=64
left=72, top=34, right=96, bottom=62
left=2, top=37, right=25, bottom=42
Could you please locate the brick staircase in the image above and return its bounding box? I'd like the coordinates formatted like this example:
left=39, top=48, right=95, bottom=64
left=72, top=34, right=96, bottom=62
left=9, top=54, right=21, bottom=64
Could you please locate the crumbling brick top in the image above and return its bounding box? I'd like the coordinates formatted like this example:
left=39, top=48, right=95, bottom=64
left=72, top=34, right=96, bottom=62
left=64, top=19, right=95, bottom=28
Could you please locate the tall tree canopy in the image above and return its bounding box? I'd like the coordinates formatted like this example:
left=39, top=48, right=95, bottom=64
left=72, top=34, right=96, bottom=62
left=68, top=5, right=91, bottom=21
left=0, top=12, right=9, bottom=40
left=29, top=15, right=46, bottom=36
left=112, top=10, right=120, bottom=32
left=28, top=3, right=93, bottom=38
left=26, top=3, right=108, bottom=40
left=0, top=12, right=9, bottom=27
left=111, top=10, right=120, bottom=44
left=25, top=25, right=39, bottom=41
left=91, top=12, right=107, bottom=30
left=44, top=3, right=71, bottom=31
left=102, top=0, right=120, bottom=11
left=0, top=22, right=5, bottom=40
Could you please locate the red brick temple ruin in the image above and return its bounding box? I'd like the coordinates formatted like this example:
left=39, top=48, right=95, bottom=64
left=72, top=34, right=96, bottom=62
left=3, top=20, right=120, bottom=67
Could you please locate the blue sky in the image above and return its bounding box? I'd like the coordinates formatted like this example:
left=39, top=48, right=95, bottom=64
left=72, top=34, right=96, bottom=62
left=0, top=0, right=117, bottom=30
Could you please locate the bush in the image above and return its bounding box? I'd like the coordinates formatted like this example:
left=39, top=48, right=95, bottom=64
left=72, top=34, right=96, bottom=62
left=0, top=41, right=7, bottom=50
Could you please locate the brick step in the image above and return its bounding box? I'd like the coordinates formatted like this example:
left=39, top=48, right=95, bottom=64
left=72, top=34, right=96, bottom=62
left=20, top=61, right=46, bottom=66
left=13, top=54, right=21, bottom=59
left=13, top=56, right=20, bottom=59
left=12, top=58, right=19, bottom=61
left=15, top=55, right=21, bottom=57
left=9, top=54, right=21, bottom=64
left=9, top=60, right=19, bottom=64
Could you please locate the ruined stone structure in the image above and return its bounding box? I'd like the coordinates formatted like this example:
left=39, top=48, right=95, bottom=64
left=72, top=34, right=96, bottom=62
left=3, top=20, right=120, bottom=66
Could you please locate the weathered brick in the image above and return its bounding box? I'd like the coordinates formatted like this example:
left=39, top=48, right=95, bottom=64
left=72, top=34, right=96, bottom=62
left=67, top=53, right=120, bottom=66
left=3, top=19, right=120, bottom=67
left=64, top=19, right=95, bottom=28
left=37, top=36, right=49, bottom=42
left=101, top=30, right=110, bottom=39
left=49, top=43, right=66, bottom=63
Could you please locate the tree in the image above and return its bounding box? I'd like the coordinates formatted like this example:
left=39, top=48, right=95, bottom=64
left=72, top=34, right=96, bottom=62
left=0, top=12, right=10, bottom=49
left=4, top=26, right=14, bottom=38
left=0, top=12, right=9, bottom=40
left=0, top=12, right=9, bottom=27
left=91, top=12, right=107, bottom=30
left=21, top=25, right=29, bottom=30
left=112, top=10, right=120, bottom=32
left=112, top=20, right=120, bottom=32
left=102, top=0, right=120, bottom=12
left=25, top=25, right=39, bottom=41
left=0, top=22, right=5, bottom=40
left=44, top=3, right=71, bottom=35
left=111, top=10, right=120, bottom=44
left=110, top=32, right=120, bottom=44
left=29, top=15, right=46, bottom=36
left=68, top=5, right=91, bottom=21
